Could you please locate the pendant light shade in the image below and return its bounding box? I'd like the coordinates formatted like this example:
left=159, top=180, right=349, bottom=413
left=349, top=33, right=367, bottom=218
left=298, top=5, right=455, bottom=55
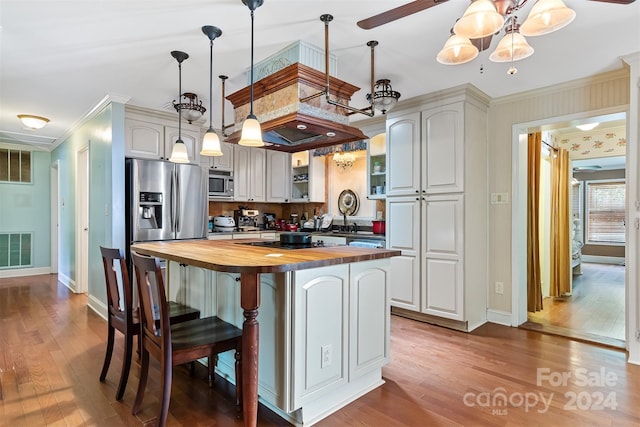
left=239, top=116, right=264, bottom=147
left=200, top=25, right=223, bottom=157
left=169, top=140, right=190, bottom=163
left=489, top=26, right=534, bottom=62
left=169, top=50, right=191, bottom=163
left=436, top=34, right=479, bottom=65
left=238, top=0, right=264, bottom=147
left=201, top=130, right=223, bottom=156
left=520, top=0, right=576, bottom=36
left=453, top=0, right=505, bottom=39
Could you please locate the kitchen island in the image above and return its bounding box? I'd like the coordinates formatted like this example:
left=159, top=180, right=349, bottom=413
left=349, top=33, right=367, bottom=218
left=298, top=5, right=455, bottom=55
left=131, top=238, right=400, bottom=426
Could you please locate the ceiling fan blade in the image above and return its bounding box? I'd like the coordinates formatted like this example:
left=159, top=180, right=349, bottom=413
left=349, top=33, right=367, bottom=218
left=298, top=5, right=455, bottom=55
left=357, top=0, right=449, bottom=30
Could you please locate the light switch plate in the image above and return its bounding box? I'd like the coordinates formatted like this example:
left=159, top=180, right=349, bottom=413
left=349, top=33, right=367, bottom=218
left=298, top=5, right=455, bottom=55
left=490, top=193, right=509, bottom=204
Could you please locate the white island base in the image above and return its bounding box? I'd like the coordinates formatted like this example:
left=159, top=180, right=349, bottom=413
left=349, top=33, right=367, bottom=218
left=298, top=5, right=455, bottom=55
left=169, top=258, right=391, bottom=426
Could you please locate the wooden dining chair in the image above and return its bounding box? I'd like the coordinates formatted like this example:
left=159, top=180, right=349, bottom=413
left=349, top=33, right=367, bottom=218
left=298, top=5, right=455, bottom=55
left=99, top=246, right=202, bottom=401
left=131, top=251, right=242, bottom=426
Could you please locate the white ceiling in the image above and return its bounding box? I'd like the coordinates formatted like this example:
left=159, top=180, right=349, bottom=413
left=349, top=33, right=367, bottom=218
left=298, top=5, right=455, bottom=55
left=2, top=0, right=639, bottom=149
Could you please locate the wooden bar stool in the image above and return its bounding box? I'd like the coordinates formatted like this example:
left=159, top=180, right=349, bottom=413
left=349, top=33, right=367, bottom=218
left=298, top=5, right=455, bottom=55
left=99, top=246, right=202, bottom=401
left=131, top=251, right=242, bottom=426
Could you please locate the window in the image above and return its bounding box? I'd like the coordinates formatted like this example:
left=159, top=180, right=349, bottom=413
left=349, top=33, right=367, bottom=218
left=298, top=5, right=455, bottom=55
left=586, top=180, right=625, bottom=244
left=0, top=148, right=32, bottom=183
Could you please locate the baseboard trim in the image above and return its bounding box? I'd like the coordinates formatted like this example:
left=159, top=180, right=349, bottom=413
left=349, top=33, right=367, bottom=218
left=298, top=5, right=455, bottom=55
left=581, top=255, right=625, bottom=265
left=391, top=307, right=469, bottom=332
left=487, top=309, right=513, bottom=326
left=58, top=272, right=77, bottom=292
left=87, top=294, right=108, bottom=321
left=0, top=267, right=50, bottom=278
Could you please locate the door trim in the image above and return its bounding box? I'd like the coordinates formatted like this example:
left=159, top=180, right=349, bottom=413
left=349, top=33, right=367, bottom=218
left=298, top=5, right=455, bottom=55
left=75, top=146, right=89, bottom=294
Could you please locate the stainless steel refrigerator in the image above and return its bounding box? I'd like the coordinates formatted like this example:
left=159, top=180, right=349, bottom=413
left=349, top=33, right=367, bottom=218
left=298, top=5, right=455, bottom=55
left=125, top=158, right=206, bottom=274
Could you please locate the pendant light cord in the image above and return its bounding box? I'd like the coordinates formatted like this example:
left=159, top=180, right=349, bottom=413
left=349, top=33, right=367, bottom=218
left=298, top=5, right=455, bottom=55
left=208, top=38, right=213, bottom=129
left=249, top=9, right=255, bottom=118
left=178, top=61, right=183, bottom=141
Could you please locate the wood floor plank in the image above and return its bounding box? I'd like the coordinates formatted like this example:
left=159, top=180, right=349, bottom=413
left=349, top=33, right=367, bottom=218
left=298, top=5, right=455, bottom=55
left=0, top=274, right=639, bottom=426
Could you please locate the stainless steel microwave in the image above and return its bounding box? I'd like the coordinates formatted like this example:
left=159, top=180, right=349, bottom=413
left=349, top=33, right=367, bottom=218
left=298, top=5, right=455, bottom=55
left=208, top=170, right=234, bottom=198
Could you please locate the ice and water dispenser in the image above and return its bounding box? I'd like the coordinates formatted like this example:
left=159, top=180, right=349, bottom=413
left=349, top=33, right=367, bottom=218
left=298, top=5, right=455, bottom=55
left=139, top=191, right=163, bottom=229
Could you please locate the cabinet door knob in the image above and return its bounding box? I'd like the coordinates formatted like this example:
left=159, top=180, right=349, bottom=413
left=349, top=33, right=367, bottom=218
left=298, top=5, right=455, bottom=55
left=235, top=276, right=241, bottom=282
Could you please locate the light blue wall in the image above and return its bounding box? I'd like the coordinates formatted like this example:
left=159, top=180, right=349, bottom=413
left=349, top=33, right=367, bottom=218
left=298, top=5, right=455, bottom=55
left=51, top=101, right=126, bottom=304
left=0, top=148, right=52, bottom=269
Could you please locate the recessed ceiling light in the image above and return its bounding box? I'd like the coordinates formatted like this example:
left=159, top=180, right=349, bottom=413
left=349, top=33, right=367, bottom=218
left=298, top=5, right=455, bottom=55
left=296, top=124, right=307, bottom=130
left=326, top=132, right=336, bottom=137
left=576, top=122, right=599, bottom=131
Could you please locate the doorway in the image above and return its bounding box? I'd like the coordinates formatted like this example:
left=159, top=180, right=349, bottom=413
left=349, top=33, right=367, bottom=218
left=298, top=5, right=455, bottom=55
left=515, top=111, right=627, bottom=347
left=50, top=161, right=59, bottom=274
left=76, top=146, right=89, bottom=294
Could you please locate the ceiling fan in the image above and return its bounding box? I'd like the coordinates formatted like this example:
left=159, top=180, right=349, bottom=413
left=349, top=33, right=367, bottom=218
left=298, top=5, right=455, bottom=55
left=357, top=0, right=636, bottom=30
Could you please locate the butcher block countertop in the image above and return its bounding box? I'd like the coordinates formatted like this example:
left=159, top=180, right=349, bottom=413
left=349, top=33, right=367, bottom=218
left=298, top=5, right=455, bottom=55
left=131, top=238, right=401, bottom=274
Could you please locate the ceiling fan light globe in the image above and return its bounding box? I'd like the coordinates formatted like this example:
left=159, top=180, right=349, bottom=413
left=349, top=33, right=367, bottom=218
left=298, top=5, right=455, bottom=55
left=437, top=34, right=479, bottom=65
left=520, top=0, right=576, bottom=36
left=201, top=129, right=223, bottom=156
left=489, top=32, right=534, bottom=62
left=453, top=0, right=505, bottom=39
left=238, top=116, right=264, bottom=147
left=169, top=140, right=190, bottom=163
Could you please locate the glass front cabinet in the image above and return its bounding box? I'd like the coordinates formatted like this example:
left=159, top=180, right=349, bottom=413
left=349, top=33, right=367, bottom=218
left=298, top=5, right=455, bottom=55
left=368, top=132, right=387, bottom=199
left=291, top=150, right=326, bottom=203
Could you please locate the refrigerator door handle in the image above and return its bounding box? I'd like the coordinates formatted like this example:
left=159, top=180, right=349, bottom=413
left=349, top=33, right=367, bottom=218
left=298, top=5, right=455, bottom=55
left=175, top=168, right=181, bottom=233
left=170, top=168, right=177, bottom=232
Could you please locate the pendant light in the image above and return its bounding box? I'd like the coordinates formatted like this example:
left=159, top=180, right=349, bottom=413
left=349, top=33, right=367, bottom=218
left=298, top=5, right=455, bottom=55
left=200, top=25, right=223, bottom=157
left=520, top=0, right=576, bottom=37
left=436, top=33, right=479, bottom=65
left=453, top=0, right=505, bottom=39
left=489, top=19, right=534, bottom=66
left=238, top=0, right=265, bottom=147
left=169, top=50, right=190, bottom=163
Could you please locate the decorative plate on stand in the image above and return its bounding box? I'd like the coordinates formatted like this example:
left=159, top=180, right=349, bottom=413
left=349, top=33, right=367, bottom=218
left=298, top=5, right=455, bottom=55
left=338, top=189, right=359, bottom=216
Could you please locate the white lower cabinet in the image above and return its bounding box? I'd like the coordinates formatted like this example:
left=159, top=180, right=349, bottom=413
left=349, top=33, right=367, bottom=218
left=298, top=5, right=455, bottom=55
left=386, top=196, right=421, bottom=311
left=422, top=194, right=464, bottom=320
left=211, top=259, right=391, bottom=426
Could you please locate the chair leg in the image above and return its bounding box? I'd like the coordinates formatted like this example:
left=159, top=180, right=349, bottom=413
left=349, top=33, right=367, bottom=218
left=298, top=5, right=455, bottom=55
left=99, top=324, right=115, bottom=382
left=131, top=349, right=149, bottom=415
left=158, top=354, right=172, bottom=427
left=235, top=347, right=242, bottom=417
left=115, top=328, right=134, bottom=400
left=208, top=355, right=217, bottom=388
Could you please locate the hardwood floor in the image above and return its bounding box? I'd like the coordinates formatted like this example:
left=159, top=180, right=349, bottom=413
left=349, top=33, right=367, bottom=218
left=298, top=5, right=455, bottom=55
left=527, top=262, right=625, bottom=347
left=1, top=274, right=639, bottom=426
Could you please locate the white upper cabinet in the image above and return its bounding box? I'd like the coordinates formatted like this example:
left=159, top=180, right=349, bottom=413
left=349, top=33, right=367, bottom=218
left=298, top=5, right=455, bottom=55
left=233, top=145, right=266, bottom=202
left=199, top=140, right=234, bottom=172
left=124, top=113, right=200, bottom=164
left=125, top=119, right=164, bottom=159
left=266, top=150, right=291, bottom=203
left=422, top=104, right=464, bottom=194
left=164, top=126, right=200, bottom=164
left=386, top=111, right=422, bottom=196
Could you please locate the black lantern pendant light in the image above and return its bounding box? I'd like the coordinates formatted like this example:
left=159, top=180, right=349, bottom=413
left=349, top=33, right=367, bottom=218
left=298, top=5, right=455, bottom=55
left=238, top=0, right=265, bottom=147
left=200, top=25, right=223, bottom=156
left=169, top=50, right=190, bottom=163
